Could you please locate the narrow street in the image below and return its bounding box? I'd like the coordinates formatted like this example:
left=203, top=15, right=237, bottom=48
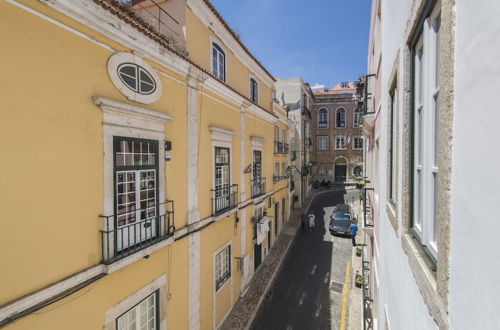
left=251, top=190, right=355, bottom=330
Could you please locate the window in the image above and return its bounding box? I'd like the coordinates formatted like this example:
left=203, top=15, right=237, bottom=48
left=274, top=162, right=280, bottom=177
left=335, top=135, right=347, bottom=150
left=282, top=128, right=286, bottom=144
left=215, top=245, right=231, bottom=291
left=353, top=107, right=362, bottom=128
left=411, top=6, right=441, bottom=259
left=117, top=292, right=158, bottom=330
left=117, top=63, right=156, bottom=95
left=389, top=87, right=398, bottom=204
left=250, top=78, right=259, bottom=103
left=318, top=108, right=328, bottom=128
left=341, top=82, right=349, bottom=88
left=353, top=136, right=364, bottom=150
left=282, top=162, right=286, bottom=179
left=114, top=137, right=158, bottom=251
left=274, top=126, right=279, bottom=142
left=336, top=108, right=346, bottom=128
left=214, top=147, right=230, bottom=213
left=319, top=166, right=327, bottom=175
left=212, top=43, right=225, bottom=81
left=317, top=136, right=329, bottom=150
left=353, top=166, right=362, bottom=177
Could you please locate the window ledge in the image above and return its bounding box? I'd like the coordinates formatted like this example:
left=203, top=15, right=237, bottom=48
left=401, top=233, right=447, bottom=327
left=386, top=202, right=399, bottom=236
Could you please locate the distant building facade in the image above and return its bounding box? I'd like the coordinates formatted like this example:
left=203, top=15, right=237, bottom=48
left=311, top=82, right=363, bottom=182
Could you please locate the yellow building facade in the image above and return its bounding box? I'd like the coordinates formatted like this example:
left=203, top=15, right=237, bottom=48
left=0, top=0, right=291, bottom=329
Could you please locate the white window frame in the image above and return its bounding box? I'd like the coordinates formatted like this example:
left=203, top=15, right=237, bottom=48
left=317, top=136, right=329, bottom=150
left=104, top=274, right=167, bottom=330
left=209, top=127, right=236, bottom=216
left=94, top=97, right=171, bottom=265
left=353, top=136, right=364, bottom=150
left=214, top=241, right=232, bottom=292
left=335, top=107, right=346, bottom=128
left=412, top=4, right=441, bottom=259
left=211, top=42, right=226, bottom=82
left=116, top=291, right=158, bottom=330
left=318, top=108, right=329, bottom=129
left=335, top=135, right=347, bottom=150
left=353, top=107, right=362, bottom=128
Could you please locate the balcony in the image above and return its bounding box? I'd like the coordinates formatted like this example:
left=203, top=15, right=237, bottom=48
left=273, top=175, right=288, bottom=183
left=100, top=200, right=175, bottom=265
left=251, top=177, right=266, bottom=198
left=274, top=141, right=289, bottom=155
left=130, top=0, right=186, bottom=54
left=211, top=184, right=238, bottom=216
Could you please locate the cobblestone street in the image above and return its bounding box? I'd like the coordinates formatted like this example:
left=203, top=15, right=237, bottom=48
left=250, top=190, right=357, bottom=330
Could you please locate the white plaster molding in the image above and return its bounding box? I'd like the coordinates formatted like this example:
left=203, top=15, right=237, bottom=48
left=188, top=232, right=201, bottom=330
left=104, top=274, right=167, bottom=330
left=250, top=136, right=265, bottom=150
left=186, top=0, right=274, bottom=88
left=0, top=264, right=105, bottom=323
left=107, top=52, right=163, bottom=104
left=209, top=126, right=237, bottom=144
left=212, top=240, right=233, bottom=329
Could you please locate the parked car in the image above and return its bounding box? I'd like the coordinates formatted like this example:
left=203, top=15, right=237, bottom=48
left=329, top=204, right=352, bottom=236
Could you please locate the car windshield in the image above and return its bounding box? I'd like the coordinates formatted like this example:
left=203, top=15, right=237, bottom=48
left=333, top=210, right=351, bottom=221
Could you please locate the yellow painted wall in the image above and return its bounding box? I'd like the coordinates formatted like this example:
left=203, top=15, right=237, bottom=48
left=185, top=8, right=274, bottom=113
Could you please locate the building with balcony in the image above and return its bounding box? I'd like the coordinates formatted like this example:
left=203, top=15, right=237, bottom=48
left=359, top=0, right=500, bottom=329
left=311, top=81, right=364, bottom=183
left=275, top=77, right=314, bottom=208
left=0, top=1, right=291, bottom=329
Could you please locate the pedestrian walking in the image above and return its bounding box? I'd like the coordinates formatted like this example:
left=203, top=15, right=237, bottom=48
left=349, top=220, right=358, bottom=246
left=308, top=212, right=315, bottom=231
left=300, top=213, right=307, bottom=232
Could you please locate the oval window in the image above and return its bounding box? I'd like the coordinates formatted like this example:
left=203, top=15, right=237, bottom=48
left=117, top=63, right=156, bottom=95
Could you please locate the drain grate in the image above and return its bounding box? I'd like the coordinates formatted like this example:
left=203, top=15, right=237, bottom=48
left=330, top=281, right=344, bottom=294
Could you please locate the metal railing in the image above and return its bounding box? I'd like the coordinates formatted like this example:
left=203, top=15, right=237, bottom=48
left=99, top=200, right=175, bottom=265
left=274, top=141, right=289, bottom=155
left=211, top=184, right=238, bottom=216
left=251, top=177, right=266, bottom=198
left=273, top=175, right=288, bottom=183
left=132, top=0, right=179, bottom=38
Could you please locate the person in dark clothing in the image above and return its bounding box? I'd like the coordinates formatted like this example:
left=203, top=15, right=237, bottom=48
left=349, top=220, right=358, bottom=246
left=300, top=213, right=307, bottom=232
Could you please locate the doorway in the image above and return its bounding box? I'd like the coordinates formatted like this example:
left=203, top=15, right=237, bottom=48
left=334, top=165, right=347, bottom=182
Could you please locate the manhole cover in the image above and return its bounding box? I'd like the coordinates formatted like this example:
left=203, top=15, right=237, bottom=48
left=330, top=281, right=343, bottom=294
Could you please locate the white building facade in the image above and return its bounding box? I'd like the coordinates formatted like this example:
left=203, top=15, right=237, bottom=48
left=362, top=0, right=500, bottom=329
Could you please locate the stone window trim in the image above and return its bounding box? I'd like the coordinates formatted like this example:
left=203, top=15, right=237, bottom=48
left=317, top=107, right=329, bottom=129
left=107, top=52, right=163, bottom=105
left=352, top=136, right=364, bottom=150
left=386, top=52, right=400, bottom=223
left=210, top=38, right=226, bottom=82
left=335, top=107, right=347, bottom=128
left=93, top=96, right=173, bottom=269
left=400, top=0, right=451, bottom=328
left=104, top=274, right=167, bottom=330
left=335, top=135, right=347, bottom=150
left=317, top=135, right=329, bottom=151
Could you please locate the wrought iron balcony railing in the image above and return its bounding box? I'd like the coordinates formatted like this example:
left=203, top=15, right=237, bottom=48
left=273, top=175, right=288, bottom=183
left=274, top=141, right=289, bottom=155
left=211, top=184, right=238, bottom=216
left=251, top=177, right=266, bottom=198
left=100, top=200, right=175, bottom=265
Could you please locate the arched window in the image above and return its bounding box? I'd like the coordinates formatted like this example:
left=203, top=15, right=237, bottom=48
left=336, top=108, right=346, bottom=128
left=250, top=78, right=258, bottom=103
left=353, top=107, right=362, bottom=128
left=212, top=43, right=225, bottom=81
left=318, top=108, right=328, bottom=128
left=319, top=166, right=327, bottom=175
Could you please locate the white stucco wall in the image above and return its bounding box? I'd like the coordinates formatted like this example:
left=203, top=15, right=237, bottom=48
left=368, top=0, right=439, bottom=329
left=449, top=1, right=500, bottom=329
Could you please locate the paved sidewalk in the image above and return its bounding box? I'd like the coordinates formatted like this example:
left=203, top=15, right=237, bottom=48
left=347, top=193, right=363, bottom=330
left=219, top=192, right=321, bottom=330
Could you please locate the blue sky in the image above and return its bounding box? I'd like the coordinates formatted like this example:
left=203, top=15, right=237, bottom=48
left=209, top=0, right=372, bottom=89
